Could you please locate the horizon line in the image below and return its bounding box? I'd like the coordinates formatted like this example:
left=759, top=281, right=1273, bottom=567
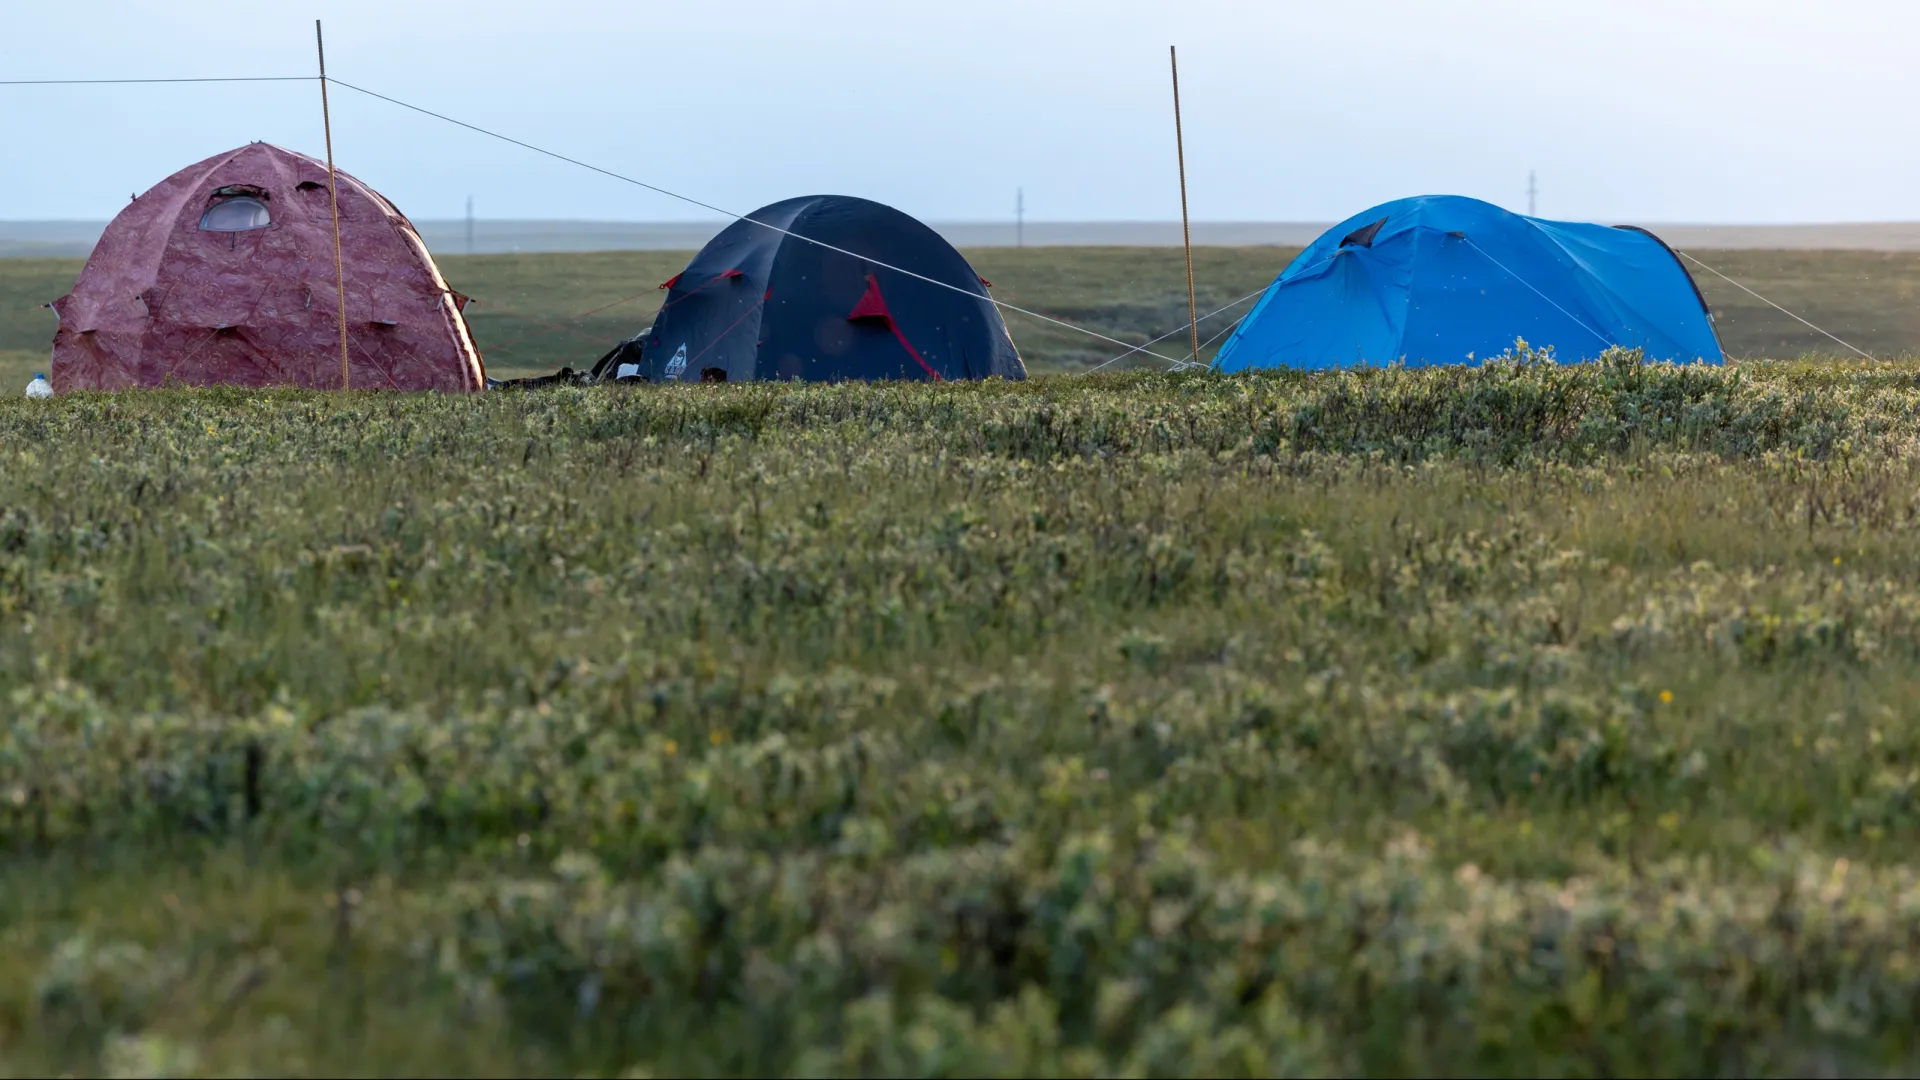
left=8, top=217, right=1920, bottom=228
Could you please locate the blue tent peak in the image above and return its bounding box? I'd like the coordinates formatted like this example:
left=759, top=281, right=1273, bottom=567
left=1214, top=195, right=1725, bottom=372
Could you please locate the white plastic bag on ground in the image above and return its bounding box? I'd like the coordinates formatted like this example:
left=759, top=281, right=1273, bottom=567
left=25, top=373, right=51, bottom=399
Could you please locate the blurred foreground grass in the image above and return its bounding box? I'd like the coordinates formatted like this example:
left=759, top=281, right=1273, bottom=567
left=8, top=355, right=1920, bottom=1073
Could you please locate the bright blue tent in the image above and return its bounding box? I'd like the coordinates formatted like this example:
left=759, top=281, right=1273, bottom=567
left=1214, top=195, right=1725, bottom=371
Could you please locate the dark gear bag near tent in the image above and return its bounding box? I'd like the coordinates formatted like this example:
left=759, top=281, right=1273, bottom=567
left=1214, top=195, right=1725, bottom=372
left=628, top=195, right=1026, bottom=383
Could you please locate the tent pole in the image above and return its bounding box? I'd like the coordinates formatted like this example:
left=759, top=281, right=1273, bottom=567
left=316, top=20, right=349, bottom=390
left=1170, top=45, right=1199, bottom=368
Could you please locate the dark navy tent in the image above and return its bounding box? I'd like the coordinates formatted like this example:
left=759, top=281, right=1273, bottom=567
left=1214, top=195, right=1725, bottom=372
left=619, top=195, right=1025, bottom=384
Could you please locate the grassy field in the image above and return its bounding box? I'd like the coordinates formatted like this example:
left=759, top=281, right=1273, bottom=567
left=7, top=355, right=1920, bottom=1073
left=6, top=246, right=1920, bottom=390
left=7, top=246, right=1920, bottom=1074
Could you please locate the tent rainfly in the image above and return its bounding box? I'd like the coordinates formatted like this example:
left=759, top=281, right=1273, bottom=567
left=50, top=142, right=485, bottom=393
left=1214, top=195, right=1725, bottom=371
left=603, top=195, right=1025, bottom=384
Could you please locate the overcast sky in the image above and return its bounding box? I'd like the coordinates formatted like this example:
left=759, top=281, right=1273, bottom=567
left=3, top=0, right=1915, bottom=224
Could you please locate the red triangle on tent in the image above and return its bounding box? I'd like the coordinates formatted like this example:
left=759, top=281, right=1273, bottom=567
left=844, top=273, right=943, bottom=381
left=659, top=272, right=683, bottom=291
left=847, top=274, right=892, bottom=325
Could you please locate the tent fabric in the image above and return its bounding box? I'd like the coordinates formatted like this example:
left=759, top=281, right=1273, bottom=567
left=51, top=143, right=485, bottom=393
left=632, top=195, right=1025, bottom=383
left=1214, top=195, right=1725, bottom=372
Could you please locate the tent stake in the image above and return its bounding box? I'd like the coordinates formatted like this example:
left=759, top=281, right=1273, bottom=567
left=1170, top=46, right=1199, bottom=368
left=316, top=20, right=349, bottom=390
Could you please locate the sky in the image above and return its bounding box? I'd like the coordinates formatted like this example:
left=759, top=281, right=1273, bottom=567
left=2, top=0, right=1916, bottom=225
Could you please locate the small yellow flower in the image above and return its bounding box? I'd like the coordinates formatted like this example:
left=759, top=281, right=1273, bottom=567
left=1834, top=556, right=1843, bottom=566
left=710, top=730, right=727, bottom=746
left=663, top=739, right=678, bottom=756
left=1659, top=689, right=1674, bottom=704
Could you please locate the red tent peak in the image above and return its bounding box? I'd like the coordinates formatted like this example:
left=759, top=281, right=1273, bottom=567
left=847, top=274, right=892, bottom=325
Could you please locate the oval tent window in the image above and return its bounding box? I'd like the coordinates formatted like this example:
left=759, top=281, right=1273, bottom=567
left=199, top=197, right=271, bottom=233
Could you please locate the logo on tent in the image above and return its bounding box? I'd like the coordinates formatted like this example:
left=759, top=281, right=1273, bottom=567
left=663, top=343, right=688, bottom=380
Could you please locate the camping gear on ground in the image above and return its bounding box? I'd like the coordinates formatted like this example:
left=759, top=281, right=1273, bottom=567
left=488, top=328, right=657, bottom=390
left=585, top=329, right=650, bottom=383
left=628, top=195, right=1025, bottom=383
left=49, top=143, right=485, bottom=393
left=1214, top=195, right=1725, bottom=371
left=490, top=366, right=594, bottom=391
left=25, top=372, right=51, bottom=399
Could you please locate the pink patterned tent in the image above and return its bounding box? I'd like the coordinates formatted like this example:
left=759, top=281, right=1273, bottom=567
left=51, top=143, right=485, bottom=393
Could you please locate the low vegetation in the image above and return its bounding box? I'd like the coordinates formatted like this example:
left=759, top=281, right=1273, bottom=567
left=5, top=351, right=1920, bottom=1073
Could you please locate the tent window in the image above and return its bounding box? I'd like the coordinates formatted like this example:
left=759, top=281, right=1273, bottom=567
left=200, top=197, right=271, bottom=233
left=1340, top=217, right=1388, bottom=249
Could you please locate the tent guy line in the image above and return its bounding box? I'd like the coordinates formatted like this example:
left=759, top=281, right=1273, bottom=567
left=0, top=77, right=315, bottom=85
left=480, top=287, right=667, bottom=358
left=1195, top=308, right=1247, bottom=358
left=0, top=73, right=1876, bottom=372
left=1462, top=236, right=1616, bottom=349
left=322, top=77, right=1186, bottom=367
left=0, top=69, right=1179, bottom=366
left=1671, top=249, right=1876, bottom=361
left=1, top=69, right=1168, bottom=370
left=329, top=73, right=1874, bottom=372
left=1083, top=288, right=1266, bottom=374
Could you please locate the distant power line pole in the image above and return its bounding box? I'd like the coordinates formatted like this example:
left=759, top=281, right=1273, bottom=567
left=465, top=195, right=475, bottom=255
left=1528, top=170, right=1538, bottom=217
left=1016, top=187, right=1024, bottom=249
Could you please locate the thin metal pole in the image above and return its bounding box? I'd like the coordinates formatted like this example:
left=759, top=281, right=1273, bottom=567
left=316, top=21, right=349, bottom=390
left=1170, top=46, right=1199, bottom=367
